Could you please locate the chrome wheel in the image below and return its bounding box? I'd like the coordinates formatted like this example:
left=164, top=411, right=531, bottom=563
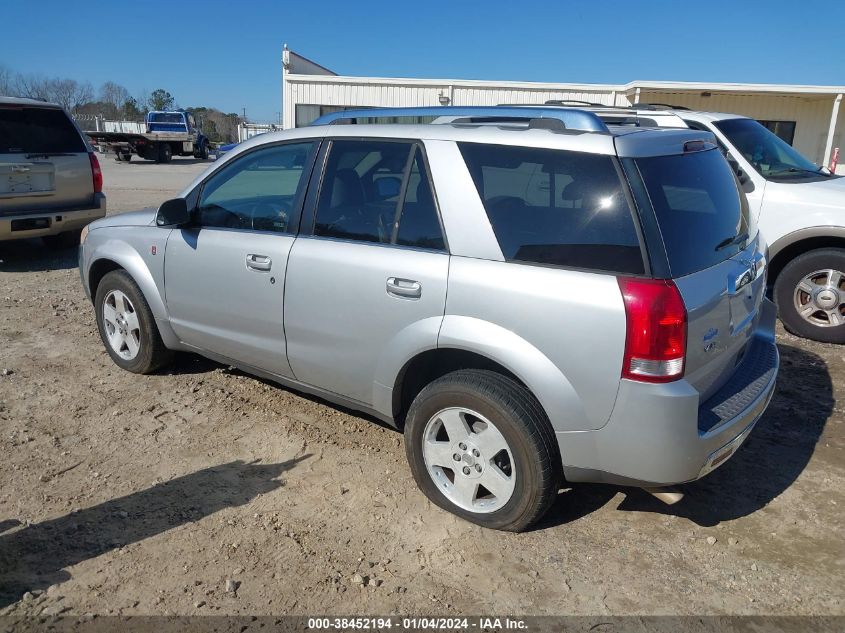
left=422, top=407, right=516, bottom=513
left=102, top=289, right=141, bottom=360
left=793, top=268, right=845, bottom=328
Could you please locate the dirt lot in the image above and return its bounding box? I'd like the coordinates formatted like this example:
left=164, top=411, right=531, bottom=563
left=0, top=154, right=843, bottom=617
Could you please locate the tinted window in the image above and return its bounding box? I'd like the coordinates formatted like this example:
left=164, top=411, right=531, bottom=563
left=458, top=143, right=643, bottom=273
left=396, top=149, right=445, bottom=250
left=197, top=142, right=315, bottom=233
left=314, top=140, right=445, bottom=250
left=635, top=149, right=749, bottom=277
left=0, top=106, right=86, bottom=154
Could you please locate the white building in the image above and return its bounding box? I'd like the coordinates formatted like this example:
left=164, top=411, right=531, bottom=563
left=281, top=48, right=845, bottom=171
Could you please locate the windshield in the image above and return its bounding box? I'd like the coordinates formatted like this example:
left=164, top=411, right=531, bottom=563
left=635, top=148, right=751, bottom=277
left=714, top=118, right=823, bottom=180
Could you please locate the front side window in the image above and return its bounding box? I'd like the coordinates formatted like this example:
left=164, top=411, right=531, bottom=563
left=714, top=118, right=824, bottom=181
left=197, top=141, right=315, bottom=233
left=313, top=139, right=445, bottom=249
left=458, top=142, right=644, bottom=274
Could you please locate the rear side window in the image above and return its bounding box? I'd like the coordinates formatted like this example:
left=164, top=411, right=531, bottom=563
left=0, top=107, right=86, bottom=154
left=635, top=149, right=749, bottom=277
left=314, top=139, right=445, bottom=250
left=458, top=143, right=644, bottom=274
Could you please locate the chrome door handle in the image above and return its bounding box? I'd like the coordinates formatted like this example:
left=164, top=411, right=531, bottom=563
left=246, top=254, right=272, bottom=271
left=386, top=277, right=421, bottom=299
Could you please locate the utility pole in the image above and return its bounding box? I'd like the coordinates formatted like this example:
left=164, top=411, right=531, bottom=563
left=242, top=107, right=247, bottom=123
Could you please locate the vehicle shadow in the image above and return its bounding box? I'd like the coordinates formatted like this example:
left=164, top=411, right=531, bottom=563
left=164, top=353, right=400, bottom=432
left=540, top=344, right=832, bottom=529
left=615, top=343, right=832, bottom=526
left=0, top=239, right=78, bottom=273
left=0, top=458, right=308, bottom=608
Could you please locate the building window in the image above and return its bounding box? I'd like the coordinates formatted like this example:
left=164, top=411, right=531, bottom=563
left=294, top=104, right=436, bottom=127
left=757, top=120, right=796, bottom=145
left=295, top=105, right=374, bottom=127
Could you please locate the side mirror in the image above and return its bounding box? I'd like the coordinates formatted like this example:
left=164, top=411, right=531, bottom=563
left=156, top=198, right=191, bottom=227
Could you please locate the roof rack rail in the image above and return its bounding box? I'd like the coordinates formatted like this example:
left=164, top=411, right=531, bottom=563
left=631, top=103, right=690, bottom=111
left=543, top=99, right=608, bottom=107
left=311, top=106, right=609, bottom=133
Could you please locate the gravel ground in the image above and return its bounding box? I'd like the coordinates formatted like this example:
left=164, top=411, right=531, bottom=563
left=0, top=155, right=843, bottom=617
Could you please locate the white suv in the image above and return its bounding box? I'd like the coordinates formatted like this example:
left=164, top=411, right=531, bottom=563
left=583, top=103, right=845, bottom=343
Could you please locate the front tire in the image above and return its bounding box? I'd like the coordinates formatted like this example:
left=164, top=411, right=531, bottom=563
left=404, top=369, right=560, bottom=532
left=774, top=248, right=845, bottom=344
left=94, top=270, right=173, bottom=374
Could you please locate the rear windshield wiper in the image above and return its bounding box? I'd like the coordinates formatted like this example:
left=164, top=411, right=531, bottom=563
left=24, top=152, right=74, bottom=159
left=715, top=231, right=749, bottom=251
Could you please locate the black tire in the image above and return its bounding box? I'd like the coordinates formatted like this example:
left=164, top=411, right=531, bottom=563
left=120, top=152, right=131, bottom=162
left=774, top=248, right=845, bottom=344
left=157, top=143, right=172, bottom=163
left=196, top=143, right=209, bottom=160
left=42, top=229, right=81, bottom=250
left=94, top=270, right=173, bottom=374
left=404, top=369, right=561, bottom=532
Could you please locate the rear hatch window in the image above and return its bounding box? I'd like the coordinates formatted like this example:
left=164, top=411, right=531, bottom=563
left=0, top=106, right=87, bottom=155
left=634, top=148, right=751, bottom=277
left=458, top=143, right=645, bottom=274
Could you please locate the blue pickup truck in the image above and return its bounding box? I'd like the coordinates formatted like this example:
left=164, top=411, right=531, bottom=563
left=87, top=111, right=211, bottom=163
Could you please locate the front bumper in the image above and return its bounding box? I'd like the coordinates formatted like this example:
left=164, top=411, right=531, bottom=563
left=0, top=193, right=106, bottom=241
left=559, top=298, right=779, bottom=486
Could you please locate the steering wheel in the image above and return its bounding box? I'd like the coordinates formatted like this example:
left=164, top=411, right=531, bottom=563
left=249, top=200, right=290, bottom=232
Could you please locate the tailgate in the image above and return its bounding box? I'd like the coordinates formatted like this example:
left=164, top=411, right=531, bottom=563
left=632, top=146, right=765, bottom=401
left=0, top=154, right=93, bottom=215
left=675, top=238, right=766, bottom=400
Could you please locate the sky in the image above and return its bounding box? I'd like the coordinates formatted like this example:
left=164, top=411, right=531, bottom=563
left=2, top=0, right=844, bottom=123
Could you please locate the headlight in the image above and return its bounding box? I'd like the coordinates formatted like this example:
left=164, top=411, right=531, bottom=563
left=80, top=224, right=90, bottom=244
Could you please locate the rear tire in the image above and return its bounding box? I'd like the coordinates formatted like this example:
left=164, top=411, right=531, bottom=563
left=404, top=369, right=560, bottom=532
left=94, top=270, right=173, bottom=374
left=157, top=143, right=172, bottom=163
left=774, top=248, right=845, bottom=344
left=42, top=229, right=81, bottom=250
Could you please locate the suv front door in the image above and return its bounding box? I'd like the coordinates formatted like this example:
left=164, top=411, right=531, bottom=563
left=164, top=140, right=318, bottom=377
left=284, top=139, right=449, bottom=406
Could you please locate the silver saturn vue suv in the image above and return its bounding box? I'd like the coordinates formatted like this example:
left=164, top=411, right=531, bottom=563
left=80, top=106, right=779, bottom=532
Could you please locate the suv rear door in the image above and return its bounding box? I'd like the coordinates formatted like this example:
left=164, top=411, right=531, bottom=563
left=284, top=138, right=449, bottom=406
left=627, top=147, right=766, bottom=403
left=0, top=104, right=93, bottom=215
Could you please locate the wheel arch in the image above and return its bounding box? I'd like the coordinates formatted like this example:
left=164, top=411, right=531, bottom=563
left=391, top=316, right=590, bottom=434
left=84, top=243, right=181, bottom=349
left=768, top=227, right=845, bottom=284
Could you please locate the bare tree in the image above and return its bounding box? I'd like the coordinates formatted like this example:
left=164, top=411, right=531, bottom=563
left=14, top=73, right=50, bottom=100
left=100, top=81, right=130, bottom=111
left=0, top=65, right=15, bottom=96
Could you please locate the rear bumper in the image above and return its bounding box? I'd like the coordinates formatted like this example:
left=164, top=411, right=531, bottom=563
left=0, top=193, right=106, bottom=241
left=559, top=298, right=779, bottom=486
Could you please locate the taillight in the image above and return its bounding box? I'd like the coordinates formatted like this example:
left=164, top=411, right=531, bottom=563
left=617, top=277, right=687, bottom=383
left=89, top=152, right=103, bottom=193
